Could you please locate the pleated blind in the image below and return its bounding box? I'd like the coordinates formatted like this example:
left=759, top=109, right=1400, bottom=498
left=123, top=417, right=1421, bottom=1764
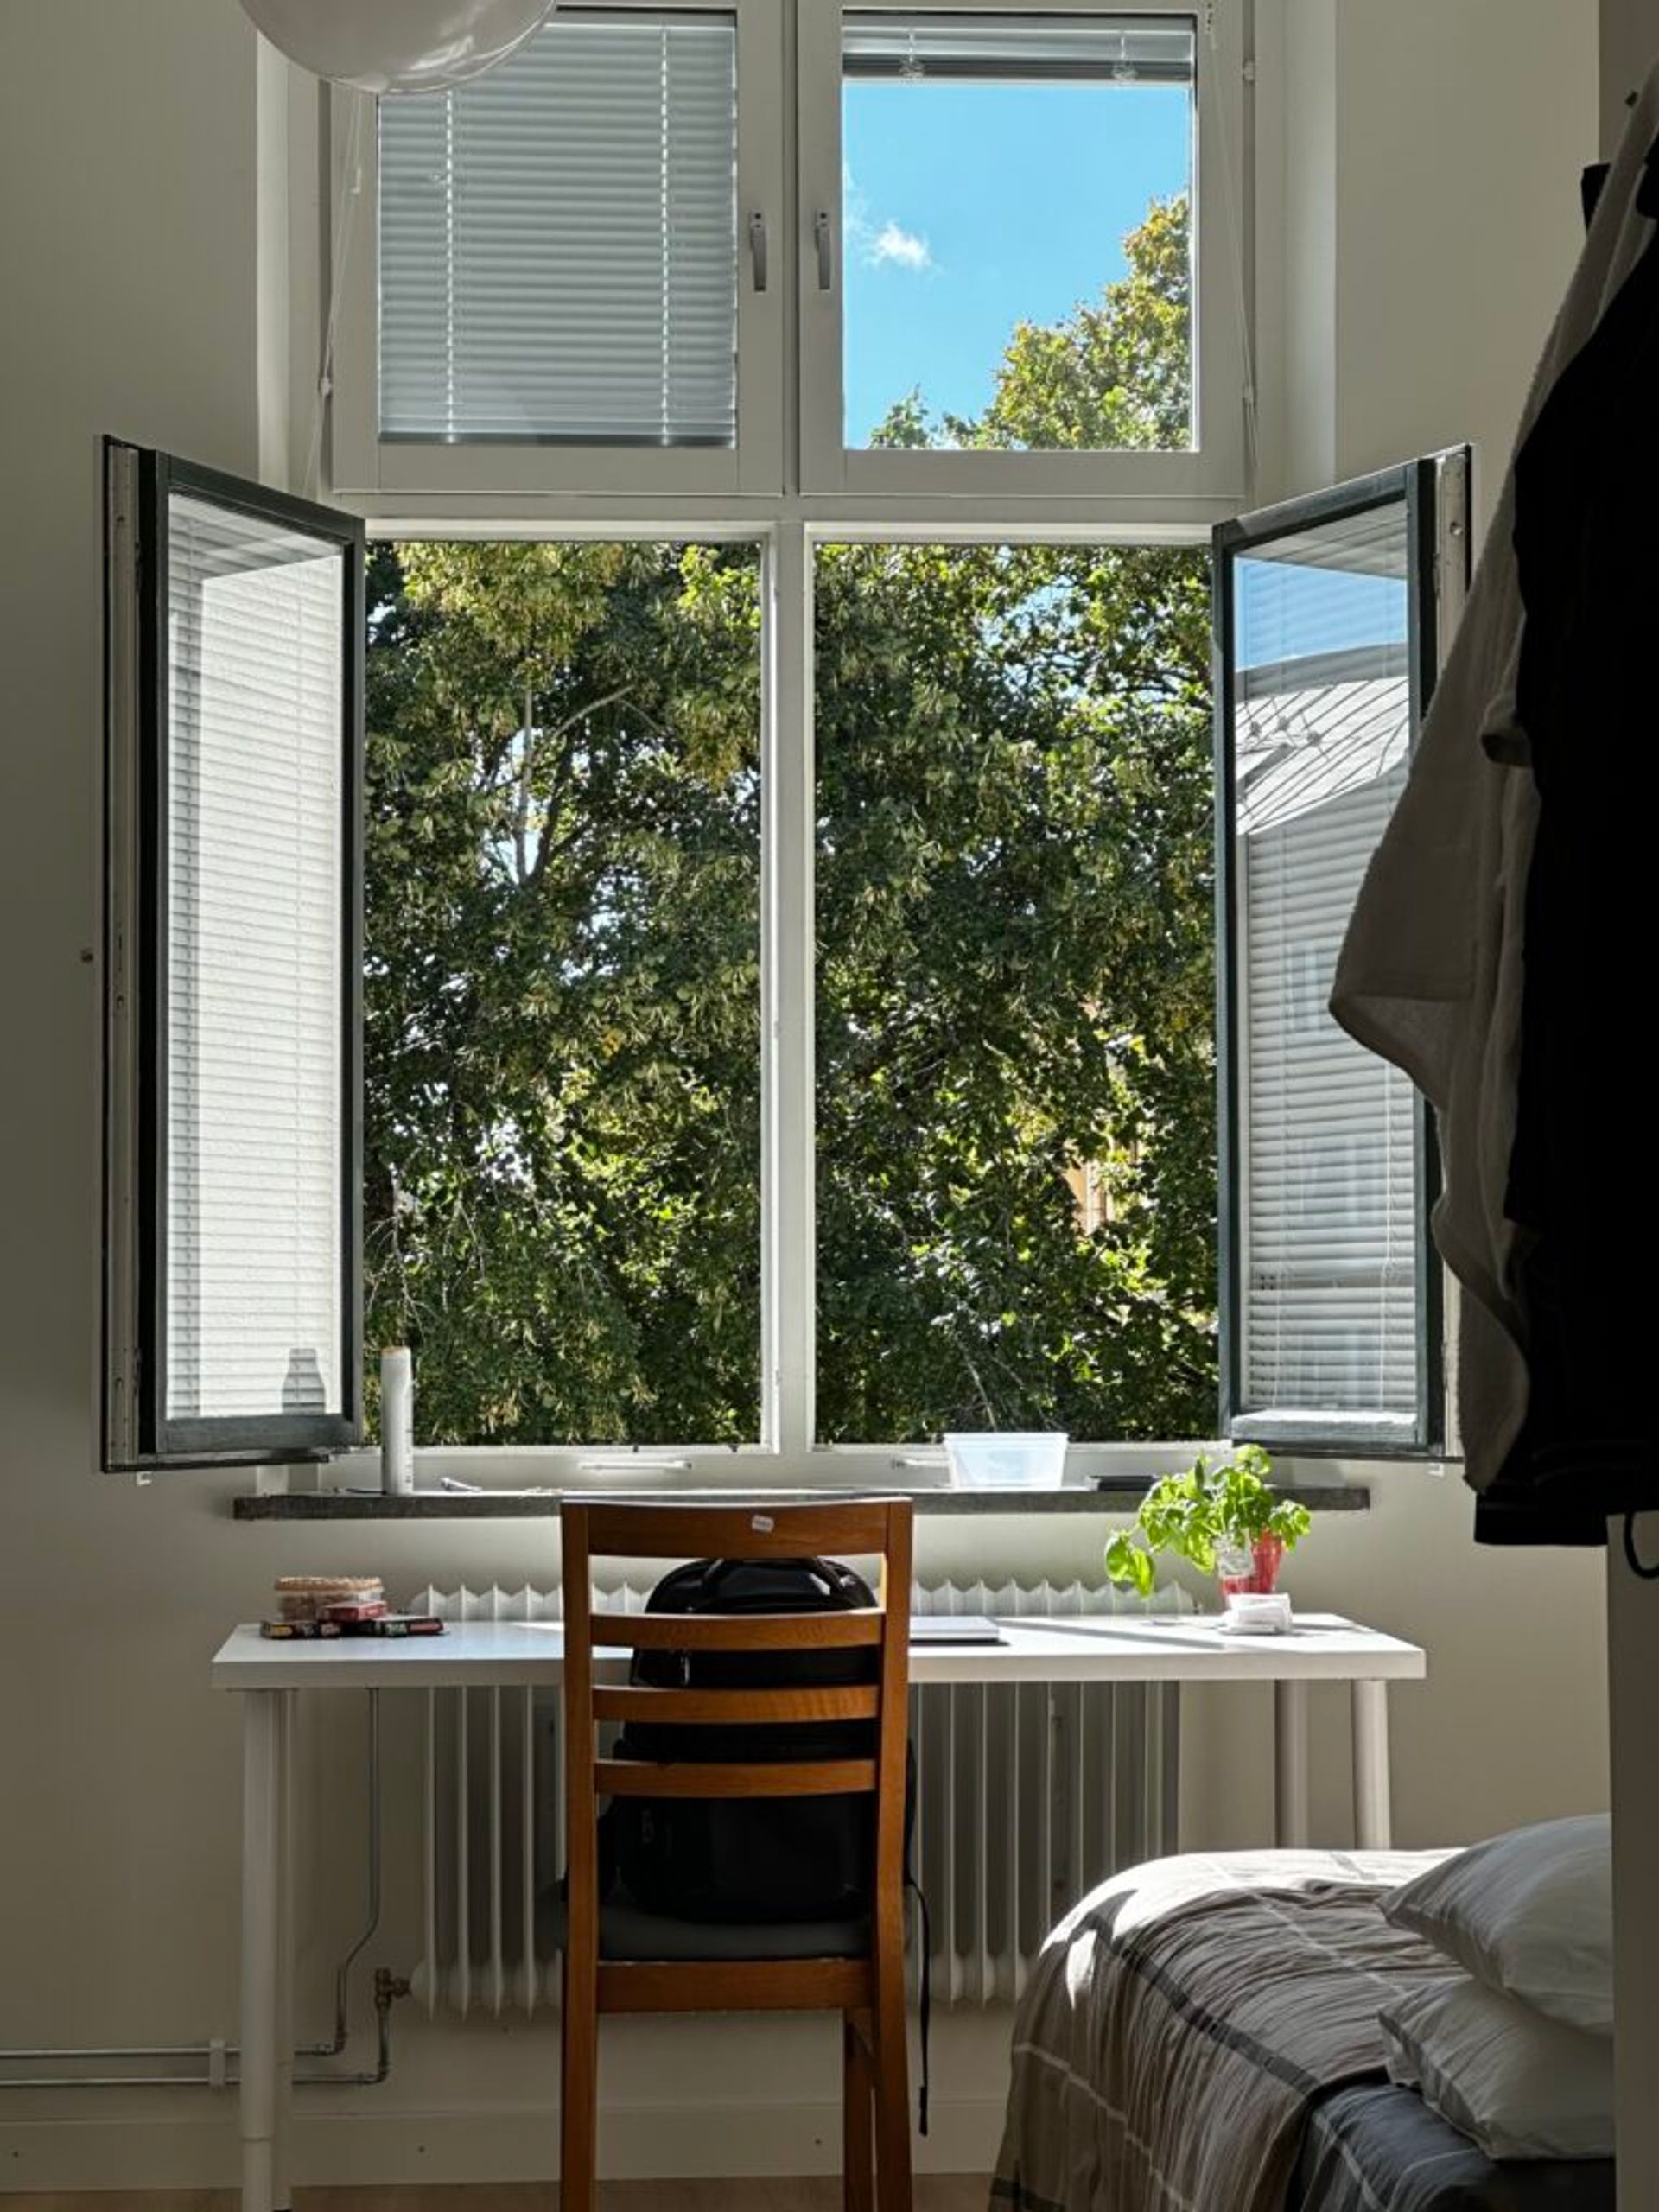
left=1228, top=500, right=1427, bottom=1443
left=378, top=11, right=739, bottom=447
left=166, top=493, right=345, bottom=1421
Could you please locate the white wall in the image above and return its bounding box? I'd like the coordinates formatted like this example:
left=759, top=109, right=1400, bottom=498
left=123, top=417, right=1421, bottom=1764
left=0, top=0, right=1606, bottom=2189
left=1263, top=0, right=1599, bottom=531
left=1600, top=0, right=1657, bottom=150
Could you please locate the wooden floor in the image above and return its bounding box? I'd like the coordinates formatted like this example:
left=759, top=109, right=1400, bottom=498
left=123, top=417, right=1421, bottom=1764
left=4, top=2183, right=989, bottom=2211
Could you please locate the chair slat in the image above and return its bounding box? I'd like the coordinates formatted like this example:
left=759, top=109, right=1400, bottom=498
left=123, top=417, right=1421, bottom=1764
left=577, top=1499, right=897, bottom=1561
left=595, top=1756, right=878, bottom=1799
left=590, top=1683, right=880, bottom=1726
left=592, top=1609, right=884, bottom=1653
left=597, top=1957, right=873, bottom=2015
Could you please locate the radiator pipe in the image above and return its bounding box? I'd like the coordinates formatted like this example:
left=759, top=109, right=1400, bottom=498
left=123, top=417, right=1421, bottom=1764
left=0, top=1691, right=396, bottom=2088
left=304, top=1688, right=385, bottom=2059
left=289, top=1967, right=405, bottom=2089
left=0, top=1976, right=406, bottom=2094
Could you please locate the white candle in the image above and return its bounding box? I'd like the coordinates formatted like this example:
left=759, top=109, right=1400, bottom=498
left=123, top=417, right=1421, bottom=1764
left=380, top=1347, right=415, bottom=1495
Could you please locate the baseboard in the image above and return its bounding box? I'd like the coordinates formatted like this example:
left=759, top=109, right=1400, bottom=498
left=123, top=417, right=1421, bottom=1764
left=0, top=2095, right=1004, bottom=2190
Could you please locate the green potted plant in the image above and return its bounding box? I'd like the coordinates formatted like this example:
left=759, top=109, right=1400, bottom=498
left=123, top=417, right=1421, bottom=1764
left=1104, top=1444, right=1312, bottom=1601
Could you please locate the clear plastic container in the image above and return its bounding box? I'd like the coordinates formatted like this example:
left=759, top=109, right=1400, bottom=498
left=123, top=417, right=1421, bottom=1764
left=941, top=1432, right=1069, bottom=1490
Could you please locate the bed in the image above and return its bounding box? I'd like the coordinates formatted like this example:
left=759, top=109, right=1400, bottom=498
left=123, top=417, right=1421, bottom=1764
left=990, top=1849, right=1616, bottom=2212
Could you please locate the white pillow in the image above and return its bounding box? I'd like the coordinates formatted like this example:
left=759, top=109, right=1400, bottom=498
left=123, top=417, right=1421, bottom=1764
left=1382, top=1974, right=1614, bottom=2161
left=1382, top=1814, right=1611, bottom=2035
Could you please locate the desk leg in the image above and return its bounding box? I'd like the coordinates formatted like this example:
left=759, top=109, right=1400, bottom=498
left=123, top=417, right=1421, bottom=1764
left=274, top=1690, right=295, bottom=2211
left=240, top=1689, right=289, bottom=2212
left=1351, top=1680, right=1392, bottom=1849
left=1274, top=1682, right=1311, bottom=1847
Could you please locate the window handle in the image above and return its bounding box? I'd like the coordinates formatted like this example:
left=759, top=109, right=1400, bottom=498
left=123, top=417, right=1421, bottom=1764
left=748, top=210, right=768, bottom=294
left=814, top=209, right=835, bottom=292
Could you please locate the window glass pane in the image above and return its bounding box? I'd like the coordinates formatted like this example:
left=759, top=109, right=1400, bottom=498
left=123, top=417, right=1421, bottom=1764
left=166, top=493, right=344, bottom=1420
left=841, top=12, right=1194, bottom=451
left=364, top=542, right=762, bottom=1445
left=815, top=543, right=1216, bottom=1442
left=379, top=13, right=738, bottom=445
left=1231, top=499, right=1422, bottom=1433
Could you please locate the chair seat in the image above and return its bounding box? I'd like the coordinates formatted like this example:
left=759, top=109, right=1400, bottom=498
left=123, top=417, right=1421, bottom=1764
left=547, top=1887, right=870, bottom=1962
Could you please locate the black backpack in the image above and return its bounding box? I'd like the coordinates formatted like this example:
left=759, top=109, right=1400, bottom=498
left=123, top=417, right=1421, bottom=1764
left=603, top=1554, right=882, bottom=1925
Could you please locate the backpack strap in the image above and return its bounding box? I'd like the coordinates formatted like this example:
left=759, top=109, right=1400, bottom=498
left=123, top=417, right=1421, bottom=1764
left=899, top=1732, right=929, bottom=2134
left=906, top=1865, right=931, bottom=2137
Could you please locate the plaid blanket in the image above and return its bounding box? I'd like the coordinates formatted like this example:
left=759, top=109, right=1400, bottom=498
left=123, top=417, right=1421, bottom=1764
left=991, top=1849, right=1460, bottom=2212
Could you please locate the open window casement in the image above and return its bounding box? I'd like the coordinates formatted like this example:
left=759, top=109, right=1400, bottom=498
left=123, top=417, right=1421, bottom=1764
left=327, top=0, right=785, bottom=502
left=1214, top=452, right=1470, bottom=1456
left=795, top=1, right=1249, bottom=506
left=104, top=442, right=365, bottom=1469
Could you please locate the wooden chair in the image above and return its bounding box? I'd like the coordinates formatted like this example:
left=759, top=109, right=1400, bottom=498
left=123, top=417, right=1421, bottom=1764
left=558, top=1496, right=915, bottom=2212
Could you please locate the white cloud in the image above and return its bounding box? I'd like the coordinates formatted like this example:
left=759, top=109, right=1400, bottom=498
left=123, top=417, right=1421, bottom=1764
left=868, top=219, right=932, bottom=271
left=843, top=175, right=936, bottom=274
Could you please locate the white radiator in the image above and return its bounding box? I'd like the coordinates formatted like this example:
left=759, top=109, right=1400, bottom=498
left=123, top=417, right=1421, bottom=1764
left=404, top=1578, right=1188, bottom=2016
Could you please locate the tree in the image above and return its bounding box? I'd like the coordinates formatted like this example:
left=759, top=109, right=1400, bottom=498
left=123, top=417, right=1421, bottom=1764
left=363, top=194, right=1216, bottom=1445
left=363, top=542, right=764, bottom=1443
left=870, top=195, right=1192, bottom=454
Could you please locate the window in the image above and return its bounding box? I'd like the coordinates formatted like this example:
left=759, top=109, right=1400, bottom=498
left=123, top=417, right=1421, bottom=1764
left=330, top=0, right=785, bottom=499
left=797, top=1, right=1246, bottom=499
left=104, top=443, right=364, bottom=1467
left=378, top=14, right=740, bottom=447
left=838, top=15, right=1195, bottom=450
left=105, top=13, right=1460, bottom=1477
left=1215, top=456, right=1470, bottom=1453
left=331, top=0, right=1241, bottom=507
left=106, top=460, right=1464, bottom=1474
left=814, top=540, right=1216, bottom=1444
left=361, top=539, right=763, bottom=1446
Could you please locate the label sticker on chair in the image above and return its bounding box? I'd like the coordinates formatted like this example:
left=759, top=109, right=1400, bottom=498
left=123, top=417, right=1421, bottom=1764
left=751, top=1514, right=775, bottom=1532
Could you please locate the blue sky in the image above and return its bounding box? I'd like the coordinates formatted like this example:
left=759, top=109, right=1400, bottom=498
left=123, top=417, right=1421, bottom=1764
left=842, top=80, right=1192, bottom=443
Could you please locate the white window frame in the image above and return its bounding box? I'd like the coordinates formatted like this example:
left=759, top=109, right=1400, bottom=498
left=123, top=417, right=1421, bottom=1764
left=324, top=513, right=1227, bottom=1494
left=795, top=0, right=1251, bottom=505
left=327, top=0, right=788, bottom=503
left=1214, top=454, right=1469, bottom=1462
left=280, top=0, right=1271, bottom=1489
left=328, top=0, right=1252, bottom=516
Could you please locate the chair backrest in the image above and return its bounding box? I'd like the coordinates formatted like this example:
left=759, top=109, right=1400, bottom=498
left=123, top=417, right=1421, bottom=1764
left=559, top=1497, right=914, bottom=1931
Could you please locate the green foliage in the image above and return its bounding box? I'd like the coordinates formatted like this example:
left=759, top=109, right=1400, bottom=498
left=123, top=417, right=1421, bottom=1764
left=1104, top=1446, right=1313, bottom=1596
left=813, top=536, right=1214, bottom=1440
left=363, top=540, right=765, bottom=1444
left=361, top=192, right=1217, bottom=1446
left=874, top=196, right=1192, bottom=456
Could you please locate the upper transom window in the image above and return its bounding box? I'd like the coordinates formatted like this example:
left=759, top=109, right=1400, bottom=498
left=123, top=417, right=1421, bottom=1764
left=839, top=13, right=1196, bottom=454
left=378, top=11, right=740, bottom=448
left=327, top=1, right=1244, bottom=508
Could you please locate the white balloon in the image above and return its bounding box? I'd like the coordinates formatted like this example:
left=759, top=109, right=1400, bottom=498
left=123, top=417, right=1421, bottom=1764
left=241, top=0, right=555, bottom=97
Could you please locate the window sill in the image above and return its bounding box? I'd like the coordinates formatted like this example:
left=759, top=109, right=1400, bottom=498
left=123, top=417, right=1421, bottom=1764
left=231, top=1478, right=1370, bottom=1522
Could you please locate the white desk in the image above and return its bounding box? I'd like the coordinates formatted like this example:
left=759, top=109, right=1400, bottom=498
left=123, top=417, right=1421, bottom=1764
left=212, top=1611, right=1423, bottom=2212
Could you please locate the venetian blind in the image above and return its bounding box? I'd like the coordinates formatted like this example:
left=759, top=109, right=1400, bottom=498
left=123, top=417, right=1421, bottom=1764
left=1230, top=508, right=1425, bottom=1442
left=166, top=493, right=344, bottom=1421
left=378, top=11, right=739, bottom=446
